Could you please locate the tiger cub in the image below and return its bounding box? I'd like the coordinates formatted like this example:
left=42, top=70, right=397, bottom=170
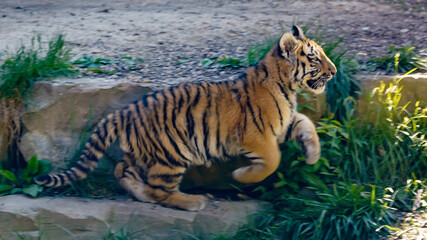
left=35, top=26, right=336, bottom=211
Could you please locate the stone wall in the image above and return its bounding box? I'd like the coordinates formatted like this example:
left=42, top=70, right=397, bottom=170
left=17, top=78, right=152, bottom=169
left=0, top=74, right=425, bottom=189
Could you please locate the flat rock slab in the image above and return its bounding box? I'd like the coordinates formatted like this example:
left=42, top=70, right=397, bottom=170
left=0, top=195, right=267, bottom=240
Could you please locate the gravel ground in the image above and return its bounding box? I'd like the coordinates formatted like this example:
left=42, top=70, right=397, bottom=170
left=0, top=0, right=426, bottom=238
left=0, top=0, right=426, bottom=90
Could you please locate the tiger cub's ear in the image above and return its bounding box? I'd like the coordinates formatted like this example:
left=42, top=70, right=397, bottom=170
left=277, top=25, right=306, bottom=60
left=291, top=25, right=306, bottom=40
left=278, top=32, right=299, bottom=60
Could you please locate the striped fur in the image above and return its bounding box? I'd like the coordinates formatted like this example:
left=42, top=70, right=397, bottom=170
left=35, top=26, right=336, bottom=211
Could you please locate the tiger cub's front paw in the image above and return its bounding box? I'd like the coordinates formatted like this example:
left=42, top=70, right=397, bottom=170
left=299, top=131, right=320, bottom=165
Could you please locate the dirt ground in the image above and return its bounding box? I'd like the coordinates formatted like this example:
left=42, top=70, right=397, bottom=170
left=0, top=0, right=426, bottom=238
left=0, top=0, right=426, bottom=89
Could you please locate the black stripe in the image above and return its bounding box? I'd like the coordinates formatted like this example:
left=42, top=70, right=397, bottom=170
left=119, top=110, right=126, bottom=132
left=268, top=92, right=283, bottom=127
left=52, top=175, right=58, bottom=187
left=293, top=119, right=303, bottom=129
left=170, top=95, right=191, bottom=155
left=257, top=106, right=265, bottom=130
left=125, top=111, right=135, bottom=153
left=275, top=42, right=283, bottom=58
left=90, top=140, right=104, bottom=157
left=64, top=170, right=78, bottom=182
left=165, top=124, right=190, bottom=162
left=124, top=169, right=138, bottom=180
left=159, top=143, right=186, bottom=167
left=155, top=156, right=173, bottom=168
left=75, top=161, right=90, bottom=173
left=270, top=124, right=277, bottom=136
left=301, top=61, right=306, bottom=76
left=215, top=102, right=221, bottom=153
left=260, top=62, right=268, bottom=81
left=58, top=174, right=65, bottom=186
left=244, top=156, right=262, bottom=161
left=131, top=117, right=142, bottom=155
left=284, top=117, right=296, bottom=142
left=194, top=135, right=203, bottom=160
left=192, top=86, right=201, bottom=107
left=146, top=183, right=174, bottom=194
left=247, top=100, right=263, bottom=134
left=237, top=72, right=247, bottom=80
left=186, top=108, right=195, bottom=138
left=177, top=89, right=184, bottom=111
left=276, top=81, right=290, bottom=102
left=142, top=95, right=149, bottom=107
left=202, top=94, right=212, bottom=160
left=294, top=59, right=300, bottom=80
left=150, top=173, right=184, bottom=183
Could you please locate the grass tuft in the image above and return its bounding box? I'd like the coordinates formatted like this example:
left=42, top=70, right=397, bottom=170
left=0, top=34, right=74, bottom=100
left=368, top=45, right=427, bottom=73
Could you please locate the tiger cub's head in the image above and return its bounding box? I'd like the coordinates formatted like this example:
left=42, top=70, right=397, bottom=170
left=278, top=26, right=337, bottom=95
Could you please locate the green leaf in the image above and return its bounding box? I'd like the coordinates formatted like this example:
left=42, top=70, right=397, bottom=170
left=24, top=155, right=39, bottom=178
left=0, top=184, right=13, bottom=193
left=290, top=160, right=301, bottom=168
left=37, top=160, right=52, bottom=175
left=10, top=188, right=22, bottom=194
left=0, top=170, right=17, bottom=183
left=22, top=184, right=43, bottom=197
left=202, top=58, right=215, bottom=67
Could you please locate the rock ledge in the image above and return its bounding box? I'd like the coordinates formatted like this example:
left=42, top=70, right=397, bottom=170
left=0, top=195, right=267, bottom=239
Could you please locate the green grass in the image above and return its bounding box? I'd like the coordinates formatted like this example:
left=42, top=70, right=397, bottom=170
left=245, top=35, right=280, bottom=66
left=218, top=184, right=396, bottom=240
left=232, top=72, right=425, bottom=239
left=367, top=45, right=427, bottom=73
left=0, top=34, right=74, bottom=100
left=318, top=73, right=426, bottom=185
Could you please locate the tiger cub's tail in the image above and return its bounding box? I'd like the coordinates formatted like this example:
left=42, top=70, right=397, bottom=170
left=34, top=114, right=119, bottom=188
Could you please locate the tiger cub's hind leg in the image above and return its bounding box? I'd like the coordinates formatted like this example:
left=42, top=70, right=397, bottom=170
left=144, top=165, right=207, bottom=211
left=232, top=139, right=281, bottom=184
left=114, top=154, right=153, bottom=203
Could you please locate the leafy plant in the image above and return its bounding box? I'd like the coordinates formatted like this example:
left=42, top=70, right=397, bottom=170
left=0, top=34, right=74, bottom=100
left=72, top=56, right=114, bottom=68
left=0, top=155, right=51, bottom=197
left=368, top=45, right=427, bottom=73
left=318, top=73, right=426, bottom=185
